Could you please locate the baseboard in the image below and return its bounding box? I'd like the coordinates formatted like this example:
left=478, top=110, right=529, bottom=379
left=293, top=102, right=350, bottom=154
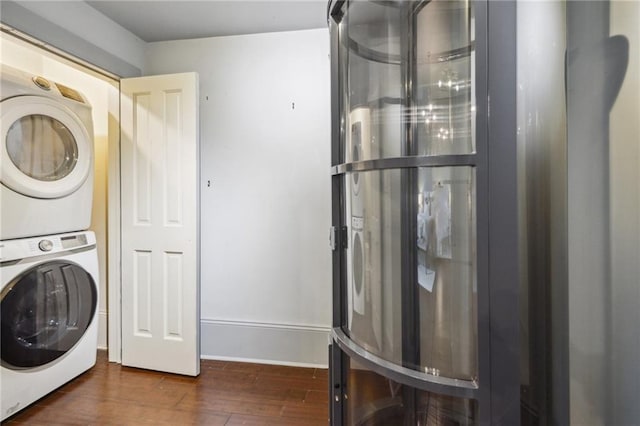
left=92, top=315, right=331, bottom=365
left=200, top=318, right=330, bottom=368
left=97, top=311, right=108, bottom=350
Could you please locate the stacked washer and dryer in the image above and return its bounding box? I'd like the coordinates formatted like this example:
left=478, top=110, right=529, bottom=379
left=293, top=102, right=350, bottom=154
left=0, top=65, right=99, bottom=420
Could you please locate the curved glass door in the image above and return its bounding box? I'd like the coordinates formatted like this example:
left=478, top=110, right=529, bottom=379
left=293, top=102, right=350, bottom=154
left=337, top=0, right=477, bottom=379
left=1, top=261, right=97, bottom=369
left=345, top=167, right=477, bottom=381
left=346, top=358, right=476, bottom=425
left=344, top=1, right=404, bottom=162
left=341, top=0, right=474, bottom=162
left=415, top=0, right=475, bottom=156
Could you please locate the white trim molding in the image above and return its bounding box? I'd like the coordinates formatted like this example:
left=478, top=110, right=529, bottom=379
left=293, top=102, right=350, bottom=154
left=200, top=318, right=330, bottom=368
left=97, top=310, right=108, bottom=350
left=107, top=82, right=122, bottom=363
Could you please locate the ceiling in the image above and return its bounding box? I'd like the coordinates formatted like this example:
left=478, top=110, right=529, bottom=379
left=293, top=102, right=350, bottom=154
left=86, top=1, right=329, bottom=42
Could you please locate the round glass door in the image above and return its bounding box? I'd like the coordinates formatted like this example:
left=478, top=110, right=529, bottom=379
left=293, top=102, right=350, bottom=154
left=1, top=261, right=97, bottom=369
left=6, top=114, right=79, bottom=181
left=0, top=96, right=92, bottom=199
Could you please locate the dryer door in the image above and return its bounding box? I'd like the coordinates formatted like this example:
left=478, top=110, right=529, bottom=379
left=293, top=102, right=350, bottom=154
left=0, top=96, right=92, bottom=199
left=1, top=260, right=97, bottom=369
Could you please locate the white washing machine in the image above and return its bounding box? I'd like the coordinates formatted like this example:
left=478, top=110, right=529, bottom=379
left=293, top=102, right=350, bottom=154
left=0, top=64, right=94, bottom=240
left=0, top=231, right=98, bottom=421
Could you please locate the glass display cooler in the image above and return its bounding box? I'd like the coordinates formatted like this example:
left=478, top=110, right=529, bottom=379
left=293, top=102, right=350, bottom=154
left=327, top=1, right=520, bottom=424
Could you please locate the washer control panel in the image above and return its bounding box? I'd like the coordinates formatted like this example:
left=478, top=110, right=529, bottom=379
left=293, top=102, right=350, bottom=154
left=0, top=231, right=96, bottom=263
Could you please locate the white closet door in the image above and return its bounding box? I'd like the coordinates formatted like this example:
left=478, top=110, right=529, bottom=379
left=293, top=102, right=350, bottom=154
left=120, top=72, right=200, bottom=376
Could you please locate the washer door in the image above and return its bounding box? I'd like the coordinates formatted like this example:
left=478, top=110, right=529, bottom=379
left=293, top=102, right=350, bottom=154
left=1, top=260, right=97, bottom=369
left=0, top=96, right=92, bottom=199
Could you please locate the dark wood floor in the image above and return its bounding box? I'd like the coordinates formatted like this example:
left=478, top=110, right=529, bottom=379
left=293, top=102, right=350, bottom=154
left=4, top=351, right=329, bottom=425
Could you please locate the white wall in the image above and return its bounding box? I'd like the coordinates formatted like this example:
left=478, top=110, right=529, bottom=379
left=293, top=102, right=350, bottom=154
left=1, top=32, right=117, bottom=349
left=145, top=28, right=332, bottom=366
left=609, top=1, right=640, bottom=423
left=567, top=2, right=640, bottom=423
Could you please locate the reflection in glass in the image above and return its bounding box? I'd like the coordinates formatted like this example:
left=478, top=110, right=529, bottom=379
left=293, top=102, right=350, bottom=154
left=346, top=358, right=477, bottom=425
left=417, top=167, right=476, bottom=380
left=6, top=114, right=78, bottom=181
left=0, top=262, right=97, bottom=368
left=342, top=1, right=403, bottom=162
left=345, top=167, right=403, bottom=367
left=416, top=0, right=475, bottom=155
left=340, top=0, right=475, bottom=162
left=345, top=167, right=477, bottom=380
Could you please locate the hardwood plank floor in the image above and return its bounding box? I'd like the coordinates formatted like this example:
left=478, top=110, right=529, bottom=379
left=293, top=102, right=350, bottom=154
left=3, top=351, right=329, bottom=425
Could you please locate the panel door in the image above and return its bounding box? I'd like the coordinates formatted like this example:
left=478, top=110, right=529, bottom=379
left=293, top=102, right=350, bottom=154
left=120, top=72, right=199, bottom=376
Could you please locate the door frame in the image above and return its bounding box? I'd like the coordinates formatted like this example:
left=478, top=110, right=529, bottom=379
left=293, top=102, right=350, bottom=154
left=107, top=83, right=122, bottom=363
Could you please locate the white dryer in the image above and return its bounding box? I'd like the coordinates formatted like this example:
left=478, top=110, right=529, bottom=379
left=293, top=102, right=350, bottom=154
left=0, top=231, right=98, bottom=421
left=0, top=65, right=94, bottom=240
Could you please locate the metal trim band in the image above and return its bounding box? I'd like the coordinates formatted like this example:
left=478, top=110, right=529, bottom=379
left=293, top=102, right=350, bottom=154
left=332, top=328, right=479, bottom=399
left=331, top=154, right=477, bottom=175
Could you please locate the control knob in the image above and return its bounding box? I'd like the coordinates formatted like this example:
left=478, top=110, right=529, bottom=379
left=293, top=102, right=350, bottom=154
left=38, top=239, right=53, bottom=252
left=33, top=76, right=51, bottom=91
